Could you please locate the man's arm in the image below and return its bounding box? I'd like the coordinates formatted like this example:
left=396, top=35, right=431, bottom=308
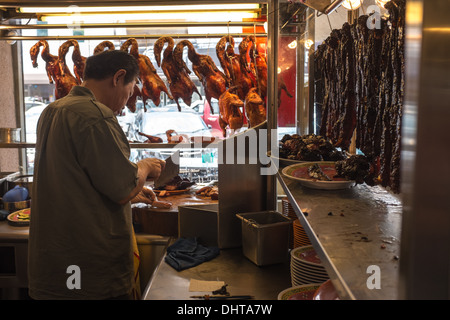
left=118, top=158, right=165, bottom=205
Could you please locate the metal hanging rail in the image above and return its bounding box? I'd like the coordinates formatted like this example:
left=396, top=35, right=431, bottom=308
left=0, top=33, right=267, bottom=41
left=0, top=21, right=265, bottom=30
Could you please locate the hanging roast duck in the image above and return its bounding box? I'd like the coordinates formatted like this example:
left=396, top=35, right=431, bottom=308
left=173, top=39, right=227, bottom=114
left=154, top=36, right=201, bottom=111
left=30, top=40, right=78, bottom=100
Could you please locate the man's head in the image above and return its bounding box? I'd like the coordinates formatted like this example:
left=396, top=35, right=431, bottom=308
left=83, top=50, right=139, bottom=114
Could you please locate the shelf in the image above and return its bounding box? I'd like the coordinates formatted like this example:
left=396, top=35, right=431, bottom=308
left=277, top=172, right=402, bottom=300
left=0, top=142, right=219, bottom=149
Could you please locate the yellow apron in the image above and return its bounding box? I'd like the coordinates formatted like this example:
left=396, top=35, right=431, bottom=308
left=131, top=228, right=141, bottom=300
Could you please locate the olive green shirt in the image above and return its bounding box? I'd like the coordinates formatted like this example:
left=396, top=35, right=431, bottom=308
left=28, top=86, right=138, bottom=299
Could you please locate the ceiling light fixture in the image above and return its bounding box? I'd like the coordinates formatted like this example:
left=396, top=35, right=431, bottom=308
left=375, top=0, right=390, bottom=8
left=342, top=0, right=363, bottom=10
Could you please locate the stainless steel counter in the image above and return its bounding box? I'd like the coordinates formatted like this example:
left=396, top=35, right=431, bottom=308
left=277, top=172, right=402, bottom=300
left=143, top=248, right=292, bottom=300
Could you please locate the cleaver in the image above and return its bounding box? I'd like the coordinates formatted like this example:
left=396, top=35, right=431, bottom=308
left=154, top=151, right=180, bottom=188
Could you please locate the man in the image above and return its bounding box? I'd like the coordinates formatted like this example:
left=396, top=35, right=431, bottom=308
left=28, top=50, right=165, bottom=299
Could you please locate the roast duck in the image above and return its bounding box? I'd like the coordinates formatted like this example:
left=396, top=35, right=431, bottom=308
left=244, top=87, right=266, bottom=128
left=93, top=40, right=115, bottom=55
left=218, top=86, right=244, bottom=136
left=121, top=38, right=173, bottom=110
left=58, top=39, right=86, bottom=84
left=154, top=36, right=201, bottom=111
left=216, top=35, right=255, bottom=101
left=30, top=40, right=78, bottom=99
left=174, top=40, right=227, bottom=115
left=238, top=36, right=266, bottom=98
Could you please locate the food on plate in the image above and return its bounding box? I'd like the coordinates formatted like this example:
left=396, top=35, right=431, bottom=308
left=218, top=86, right=244, bottom=137
left=154, top=175, right=195, bottom=192
left=166, top=130, right=189, bottom=143
left=121, top=38, right=173, bottom=109
left=195, top=185, right=219, bottom=200
left=335, top=155, right=370, bottom=184
left=279, top=134, right=346, bottom=162
left=174, top=40, right=227, bottom=115
left=30, top=40, right=78, bottom=99
left=307, top=163, right=332, bottom=181
left=154, top=36, right=201, bottom=111
left=138, top=132, right=163, bottom=143
left=291, top=163, right=347, bottom=182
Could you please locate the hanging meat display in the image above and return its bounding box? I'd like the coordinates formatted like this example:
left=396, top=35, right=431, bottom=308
left=314, top=0, right=406, bottom=193
left=218, top=86, right=245, bottom=136
left=154, top=36, right=201, bottom=111
left=173, top=39, right=227, bottom=114
left=244, top=87, right=266, bottom=128
left=58, top=39, right=86, bottom=84
left=120, top=38, right=173, bottom=110
left=216, top=35, right=255, bottom=101
left=93, top=40, right=115, bottom=55
left=30, top=40, right=78, bottom=100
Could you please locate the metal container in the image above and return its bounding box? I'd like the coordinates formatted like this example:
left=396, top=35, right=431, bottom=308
left=236, top=211, right=292, bottom=266
left=7, top=175, right=33, bottom=198
left=0, top=128, right=21, bottom=143
left=1, top=199, right=31, bottom=213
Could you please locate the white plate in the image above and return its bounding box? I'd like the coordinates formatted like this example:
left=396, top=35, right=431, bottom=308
left=277, top=284, right=322, bottom=300
left=282, top=162, right=356, bottom=190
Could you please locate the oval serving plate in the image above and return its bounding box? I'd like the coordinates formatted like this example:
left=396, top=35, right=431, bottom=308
left=281, top=161, right=355, bottom=190
left=267, top=151, right=307, bottom=167
left=277, top=284, right=322, bottom=300
left=7, top=208, right=31, bottom=226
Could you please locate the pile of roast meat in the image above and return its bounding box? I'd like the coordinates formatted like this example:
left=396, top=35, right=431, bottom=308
left=313, top=0, right=405, bottom=193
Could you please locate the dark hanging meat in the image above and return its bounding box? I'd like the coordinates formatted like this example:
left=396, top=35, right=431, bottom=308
left=335, top=155, right=370, bottom=185
left=30, top=40, right=78, bottom=99
left=154, top=36, right=202, bottom=111
left=314, top=0, right=406, bottom=193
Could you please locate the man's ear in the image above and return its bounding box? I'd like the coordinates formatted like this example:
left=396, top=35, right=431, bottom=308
left=112, top=69, right=127, bottom=87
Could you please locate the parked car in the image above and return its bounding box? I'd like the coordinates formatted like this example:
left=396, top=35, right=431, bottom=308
left=25, top=97, right=47, bottom=111
left=141, top=109, right=213, bottom=143
left=25, top=104, right=47, bottom=142
left=186, top=98, right=224, bottom=137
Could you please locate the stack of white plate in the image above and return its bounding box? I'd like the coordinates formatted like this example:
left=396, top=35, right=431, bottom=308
left=293, top=219, right=311, bottom=248
left=290, top=245, right=329, bottom=286
left=282, top=198, right=297, bottom=219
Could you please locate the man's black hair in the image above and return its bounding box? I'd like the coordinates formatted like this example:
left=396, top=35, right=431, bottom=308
left=83, top=50, right=139, bottom=84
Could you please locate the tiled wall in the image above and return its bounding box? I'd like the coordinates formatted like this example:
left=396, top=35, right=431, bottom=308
left=0, top=41, right=20, bottom=173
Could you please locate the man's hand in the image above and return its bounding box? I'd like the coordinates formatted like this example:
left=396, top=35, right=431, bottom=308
left=131, top=187, right=157, bottom=205
left=131, top=187, right=172, bottom=208
left=118, top=158, right=165, bottom=206
left=137, top=158, right=166, bottom=181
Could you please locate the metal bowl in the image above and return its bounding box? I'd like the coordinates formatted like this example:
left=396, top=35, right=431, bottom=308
left=0, top=128, right=21, bottom=143
left=1, top=199, right=31, bottom=213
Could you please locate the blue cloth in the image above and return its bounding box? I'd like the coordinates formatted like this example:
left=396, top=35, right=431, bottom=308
left=165, top=237, right=220, bottom=271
